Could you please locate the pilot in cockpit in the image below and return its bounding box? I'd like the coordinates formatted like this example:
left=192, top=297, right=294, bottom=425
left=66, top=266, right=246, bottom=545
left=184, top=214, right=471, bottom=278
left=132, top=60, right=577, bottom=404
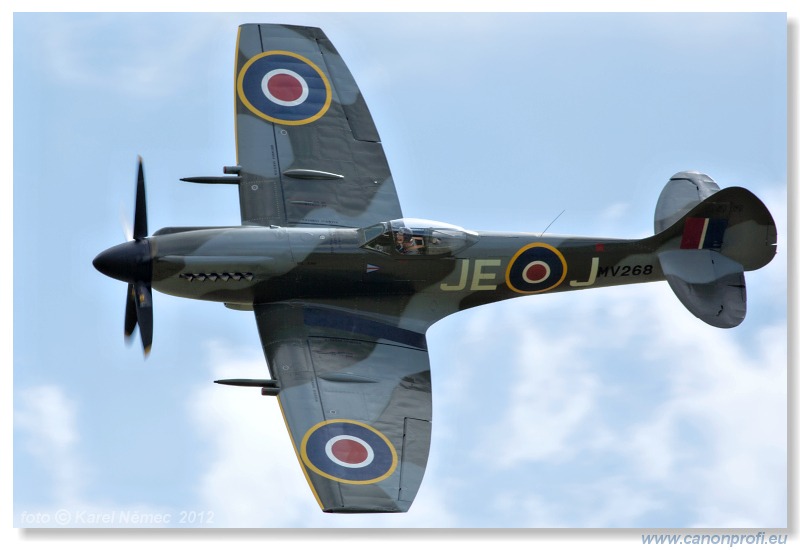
left=395, top=228, right=424, bottom=255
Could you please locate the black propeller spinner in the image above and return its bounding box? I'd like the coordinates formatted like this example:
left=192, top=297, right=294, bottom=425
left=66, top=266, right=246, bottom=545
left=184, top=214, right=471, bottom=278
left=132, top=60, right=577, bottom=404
left=93, top=157, right=154, bottom=355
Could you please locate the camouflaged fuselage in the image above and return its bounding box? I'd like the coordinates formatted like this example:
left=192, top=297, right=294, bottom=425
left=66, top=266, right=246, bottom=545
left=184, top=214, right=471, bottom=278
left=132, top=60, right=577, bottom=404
left=151, top=224, right=664, bottom=318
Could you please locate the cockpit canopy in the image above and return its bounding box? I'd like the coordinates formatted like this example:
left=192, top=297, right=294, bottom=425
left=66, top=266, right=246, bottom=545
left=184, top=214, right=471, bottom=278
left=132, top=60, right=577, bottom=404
left=361, top=218, right=478, bottom=256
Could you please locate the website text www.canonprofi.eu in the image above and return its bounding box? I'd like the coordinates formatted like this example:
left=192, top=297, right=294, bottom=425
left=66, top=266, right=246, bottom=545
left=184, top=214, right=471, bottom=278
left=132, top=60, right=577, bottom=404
left=642, top=533, right=788, bottom=546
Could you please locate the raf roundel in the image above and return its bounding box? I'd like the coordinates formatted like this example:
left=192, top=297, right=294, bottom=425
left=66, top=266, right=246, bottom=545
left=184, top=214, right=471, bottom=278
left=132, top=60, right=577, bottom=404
left=506, top=242, right=568, bottom=294
left=300, top=420, right=398, bottom=484
left=262, top=69, right=309, bottom=106
left=237, top=50, right=332, bottom=125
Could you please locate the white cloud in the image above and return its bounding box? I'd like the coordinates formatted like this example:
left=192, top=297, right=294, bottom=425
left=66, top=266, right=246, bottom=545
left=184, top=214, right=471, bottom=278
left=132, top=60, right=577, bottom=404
left=599, top=202, right=632, bottom=226
left=453, top=272, right=786, bottom=527
left=15, top=385, right=85, bottom=505
left=481, top=323, right=601, bottom=465
left=14, top=384, right=179, bottom=528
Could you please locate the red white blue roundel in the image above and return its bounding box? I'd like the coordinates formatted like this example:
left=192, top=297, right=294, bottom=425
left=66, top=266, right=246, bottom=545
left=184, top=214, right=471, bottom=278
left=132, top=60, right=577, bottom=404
left=300, top=420, right=398, bottom=484
left=237, top=50, right=332, bottom=125
left=506, top=242, right=568, bottom=294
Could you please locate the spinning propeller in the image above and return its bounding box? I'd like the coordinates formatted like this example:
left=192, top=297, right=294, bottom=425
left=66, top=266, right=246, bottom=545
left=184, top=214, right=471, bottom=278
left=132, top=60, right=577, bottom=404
left=93, top=157, right=154, bottom=355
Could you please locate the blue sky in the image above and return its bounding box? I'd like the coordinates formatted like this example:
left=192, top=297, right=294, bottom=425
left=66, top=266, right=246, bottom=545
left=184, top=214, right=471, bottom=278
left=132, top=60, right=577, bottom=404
left=9, top=8, right=791, bottom=536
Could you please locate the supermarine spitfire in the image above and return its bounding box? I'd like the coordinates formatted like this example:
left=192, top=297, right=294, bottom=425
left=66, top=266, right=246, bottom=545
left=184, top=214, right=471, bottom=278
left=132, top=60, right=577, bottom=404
left=93, top=24, right=778, bottom=513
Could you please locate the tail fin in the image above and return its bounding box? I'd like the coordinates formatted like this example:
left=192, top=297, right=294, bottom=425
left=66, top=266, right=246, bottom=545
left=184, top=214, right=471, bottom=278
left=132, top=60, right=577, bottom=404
left=654, top=171, right=720, bottom=234
left=647, top=172, right=777, bottom=328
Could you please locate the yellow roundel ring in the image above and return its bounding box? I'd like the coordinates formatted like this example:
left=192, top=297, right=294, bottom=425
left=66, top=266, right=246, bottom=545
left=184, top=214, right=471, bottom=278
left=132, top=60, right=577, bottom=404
left=300, top=419, right=398, bottom=485
left=237, top=50, right=332, bottom=126
left=505, top=242, right=568, bottom=294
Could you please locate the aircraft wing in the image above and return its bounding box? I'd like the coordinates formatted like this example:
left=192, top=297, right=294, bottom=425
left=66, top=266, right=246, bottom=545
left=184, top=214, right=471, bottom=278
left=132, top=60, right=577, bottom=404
left=253, top=302, right=432, bottom=513
left=233, top=24, right=403, bottom=228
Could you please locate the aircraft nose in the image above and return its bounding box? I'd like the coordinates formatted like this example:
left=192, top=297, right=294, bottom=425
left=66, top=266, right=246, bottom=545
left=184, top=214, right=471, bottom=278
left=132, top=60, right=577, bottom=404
left=93, top=240, right=152, bottom=283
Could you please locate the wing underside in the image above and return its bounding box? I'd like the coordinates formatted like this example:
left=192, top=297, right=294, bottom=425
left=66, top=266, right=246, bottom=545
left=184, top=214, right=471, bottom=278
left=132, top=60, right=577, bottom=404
left=254, top=302, right=432, bottom=512
left=234, top=24, right=403, bottom=228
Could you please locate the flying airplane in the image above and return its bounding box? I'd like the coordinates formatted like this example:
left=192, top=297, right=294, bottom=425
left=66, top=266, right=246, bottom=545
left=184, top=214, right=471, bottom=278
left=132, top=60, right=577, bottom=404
left=93, top=23, right=778, bottom=514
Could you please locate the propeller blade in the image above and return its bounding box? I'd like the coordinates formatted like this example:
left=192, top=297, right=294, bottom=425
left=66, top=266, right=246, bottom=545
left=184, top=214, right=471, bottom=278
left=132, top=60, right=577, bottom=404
left=133, top=156, right=148, bottom=240
left=94, top=157, right=156, bottom=357
left=133, top=281, right=153, bottom=356
left=124, top=283, right=138, bottom=339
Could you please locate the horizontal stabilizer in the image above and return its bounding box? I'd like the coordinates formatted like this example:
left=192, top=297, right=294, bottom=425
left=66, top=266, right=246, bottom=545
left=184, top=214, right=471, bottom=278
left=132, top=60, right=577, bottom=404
left=658, top=249, right=746, bottom=328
